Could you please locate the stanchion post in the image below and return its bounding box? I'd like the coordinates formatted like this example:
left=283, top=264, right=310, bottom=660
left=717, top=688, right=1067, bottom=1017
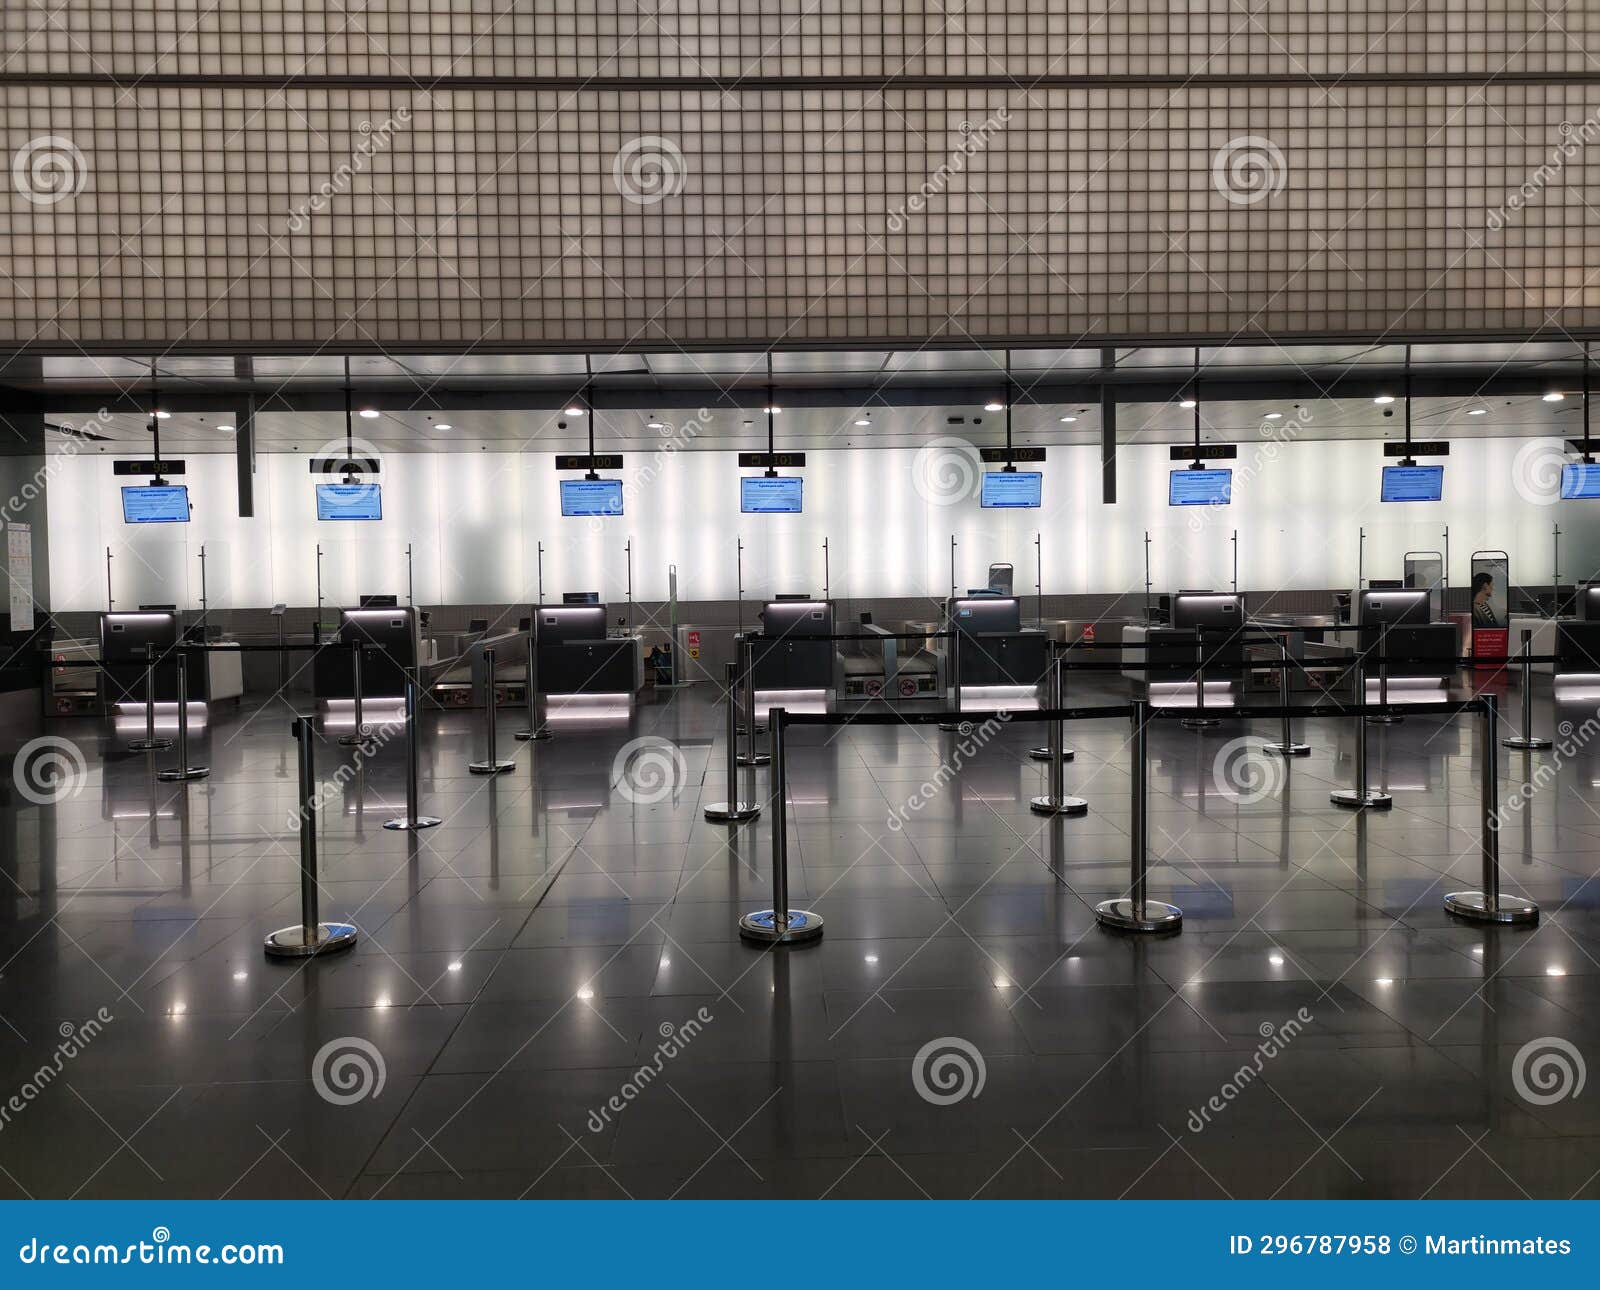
left=157, top=650, right=209, bottom=782
left=265, top=716, right=358, bottom=957
left=737, top=634, right=769, bottom=767
left=1266, top=632, right=1310, bottom=757
left=938, top=628, right=964, bottom=732
left=1446, top=694, right=1538, bottom=924
left=1095, top=699, right=1181, bottom=932
left=1181, top=629, right=1219, bottom=730
left=385, top=669, right=441, bottom=830
left=129, top=641, right=171, bottom=751
left=468, top=646, right=515, bottom=774
left=1504, top=629, right=1552, bottom=751
left=515, top=627, right=551, bottom=742
left=1368, top=623, right=1401, bottom=725
left=705, top=662, right=761, bottom=822
left=739, top=707, right=823, bottom=943
left=338, top=639, right=365, bottom=745
left=1030, top=649, right=1088, bottom=817
left=1031, top=646, right=1077, bottom=762
left=1331, top=654, right=1391, bottom=808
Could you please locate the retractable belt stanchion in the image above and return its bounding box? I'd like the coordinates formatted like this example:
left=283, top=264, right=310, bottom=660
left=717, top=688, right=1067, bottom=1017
left=1265, top=632, right=1310, bottom=757
left=468, top=646, right=515, bottom=775
left=514, top=630, right=551, bottom=742
left=337, top=639, right=366, bottom=745
left=265, top=716, right=358, bottom=958
left=1446, top=693, right=1539, bottom=924
left=128, top=641, right=172, bottom=751
left=385, top=669, right=441, bottom=831
left=1504, top=629, right=1553, bottom=751
left=938, top=629, right=964, bottom=732
left=1331, top=656, right=1391, bottom=809
left=1367, top=624, right=1400, bottom=725
left=736, top=634, right=769, bottom=767
left=1031, top=646, right=1076, bottom=763
left=1180, top=632, right=1219, bottom=730
left=157, top=651, right=209, bottom=782
left=739, top=707, right=823, bottom=944
left=705, top=662, right=762, bottom=822
left=1030, top=652, right=1088, bottom=817
left=1095, top=699, right=1181, bottom=932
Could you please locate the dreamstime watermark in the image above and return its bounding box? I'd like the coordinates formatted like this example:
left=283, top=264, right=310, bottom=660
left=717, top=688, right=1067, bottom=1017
left=1486, top=113, right=1600, bottom=231
left=587, top=1007, right=714, bottom=1131
left=1185, top=408, right=1312, bottom=533
left=1212, top=136, right=1287, bottom=206
left=1185, top=1007, right=1312, bottom=1133
left=0, top=1009, right=113, bottom=1132
left=1211, top=735, right=1288, bottom=805
left=12, top=135, right=88, bottom=205
left=911, top=1036, right=986, bottom=1105
left=286, top=109, right=412, bottom=232
left=1511, top=1036, right=1585, bottom=1106
left=1491, top=707, right=1600, bottom=829
left=311, top=1036, right=386, bottom=1105
left=0, top=415, right=109, bottom=531
left=910, top=435, right=984, bottom=507
left=886, top=110, right=1011, bottom=232
left=1510, top=437, right=1570, bottom=507
left=12, top=735, right=88, bottom=805
left=885, top=713, right=1011, bottom=831
left=611, top=735, right=690, bottom=805
left=612, top=135, right=688, bottom=205
left=286, top=717, right=405, bottom=831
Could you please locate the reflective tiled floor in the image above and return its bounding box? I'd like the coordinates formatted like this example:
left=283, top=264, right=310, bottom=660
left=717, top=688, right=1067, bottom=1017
left=4, top=677, right=1600, bottom=1199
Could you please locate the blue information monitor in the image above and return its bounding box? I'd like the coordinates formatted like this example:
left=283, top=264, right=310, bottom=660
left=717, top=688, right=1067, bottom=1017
left=1561, top=461, right=1600, bottom=499
left=315, top=482, right=383, bottom=521
left=979, top=471, right=1042, bottom=509
left=741, top=476, right=803, bottom=513
left=560, top=478, right=624, bottom=517
left=1168, top=468, right=1232, bottom=506
left=1380, top=464, right=1444, bottom=503
left=121, top=484, right=191, bottom=524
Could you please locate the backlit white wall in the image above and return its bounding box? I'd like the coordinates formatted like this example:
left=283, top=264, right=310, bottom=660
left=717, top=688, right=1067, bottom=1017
left=44, top=439, right=1600, bottom=611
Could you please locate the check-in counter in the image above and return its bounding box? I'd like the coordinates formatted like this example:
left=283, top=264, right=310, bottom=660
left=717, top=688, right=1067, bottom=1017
left=751, top=600, right=835, bottom=691
left=314, top=606, right=420, bottom=703
left=1509, top=614, right=1560, bottom=676
left=533, top=604, right=642, bottom=696
left=944, top=597, right=1049, bottom=690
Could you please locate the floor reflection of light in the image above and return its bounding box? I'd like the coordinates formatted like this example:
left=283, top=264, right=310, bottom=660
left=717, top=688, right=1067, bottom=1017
left=576, top=986, right=595, bottom=1001
left=753, top=689, right=829, bottom=718
left=446, top=961, right=462, bottom=973
left=1547, top=966, right=1567, bottom=976
left=960, top=684, right=1041, bottom=712
left=1554, top=676, right=1600, bottom=703
left=658, top=958, right=671, bottom=969
left=1374, top=978, right=1394, bottom=986
left=544, top=694, right=632, bottom=730
left=864, top=954, right=879, bottom=964
left=1269, top=954, right=1284, bottom=967
left=232, top=971, right=248, bottom=982
left=1364, top=678, right=1447, bottom=706
left=374, top=995, right=393, bottom=1008
left=1148, top=681, right=1235, bottom=710
left=993, top=977, right=1012, bottom=989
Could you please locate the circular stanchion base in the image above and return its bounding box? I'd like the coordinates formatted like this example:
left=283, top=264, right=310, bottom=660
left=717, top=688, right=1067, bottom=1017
left=157, top=766, right=210, bottom=782
left=1503, top=736, right=1554, bottom=751
left=383, top=815, right=442, bottom=831
left=1094, top=898, right=1182, bottom=934
left=128, top=739, right=173, bottom=752
left=1330, top=788, right=1392, bottom=809
left=514, top=729, right=553, bottom=742
left=1444, top=890, right=1540, bottom=925
left=1030, top=795, right=1089, bottom=817
left=1180, top=718, right=1221, bottom=730
left=264, top=921, right=359, bottom=959
left=1029, top=747, right=1076, bottom=762
left=736, top=753, right=771, bottom=767
left=738, top=909, right=824, bottom=944
left=468, top=760, right=516, bottom=775
left=704, top=801, right=761, bottom=823
left=1265, top=742, right=1312, bottom=757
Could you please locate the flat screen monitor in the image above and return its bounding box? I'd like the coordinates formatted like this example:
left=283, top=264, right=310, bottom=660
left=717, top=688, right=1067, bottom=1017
left=1171, top=593, right=1243, bottom=633
left=1381, top=465, right=1443, bottom=503
left=1168, top=469, right=1232, bottom=506
left=560, top=478, right=624, bottom=517
left=1360, top=588, right=1432, bottom=627
left=979, top=471, right=1042, bottom=509
left=741, top=476, right=803, bottom=514
left=1561, top=462, right=1600, bottom=500
left=121, top=484, right=190, bottom=524
left=316, top=482, right=383, bottom=521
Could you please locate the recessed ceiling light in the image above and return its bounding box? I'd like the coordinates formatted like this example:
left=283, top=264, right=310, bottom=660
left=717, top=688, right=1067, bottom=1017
left=154, top=409, right=171, bottom=419
left=646, top=420, right=666, bottom=430
left=1543, top=391, right=1565, bottom=403
left=1179, top=399, right=1197, bottom=409
left=434, top=423, right=452, bottom=431
left=1373, top=395, right=1395, bottom=405
left=1467, top=408, right=1488, bottom=415
left=984, top=401, right=1004, bottom=412
left=763, top=405, right=782, bottom=415
left=855, top=418, right=871, bottom=427
left=214, top=425, right=233, bottom=433
left=1264, top=411, right=1283, bottom=420
left=358, top=408, right=379, bottom=418
left=564, top=405, right=585, bottom=416
left=1059, top=415, right=1077, bottom=423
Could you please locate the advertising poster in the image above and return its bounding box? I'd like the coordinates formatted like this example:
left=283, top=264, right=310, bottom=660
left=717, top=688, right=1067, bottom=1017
left=1470, top=552, right=1509, bottom=665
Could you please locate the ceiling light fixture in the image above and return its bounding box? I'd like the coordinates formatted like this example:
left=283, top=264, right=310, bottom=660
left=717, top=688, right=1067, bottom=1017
left=855, top=418, right=871, bottom=427
left=1544, top=391, right=1565, bottom=403
left=358, top=407, right=379, bottom=418
left=1179, top=399, right=1197, bottom=409
left=1468, top=408, right=1488, bottom=415
left=1059, top=415, right=1077, bottom=423
left=434, top=423, right=452, bottom=431
left=763, top=405, right=782, bottom=415
left=154, top=409, right=171, bottom=419
left=984, top=401, right=1004, bottom=412
left=564, top=405, right=585, bottom=416
left=1373, top=395, right=1395, bottom=405
left=1264, top=411, right=1283, bottom=420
